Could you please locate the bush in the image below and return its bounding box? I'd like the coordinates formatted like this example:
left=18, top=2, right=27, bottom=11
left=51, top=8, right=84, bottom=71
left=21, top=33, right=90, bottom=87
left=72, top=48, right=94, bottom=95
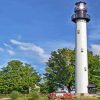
left=39, top=95, right=48, bottom=100
left=28, top=92, right=39, bottom=100
left=80, top=93, right=84, bottom=96
left=10, top=91, right=20, bottom=100
left=97, top=97, right=100, bottom=99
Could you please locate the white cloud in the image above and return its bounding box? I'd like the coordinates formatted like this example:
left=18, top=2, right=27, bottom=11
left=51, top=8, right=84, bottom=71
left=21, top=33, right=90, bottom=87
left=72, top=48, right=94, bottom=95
left=7, top=49, right=16, bottom=56
left=10, top=39, right=50, bottom=62
left=45, top=41, right=74, bottom=51
left=10, top=39, right=22, bottom=45
left=0, top=48, right=4, bottom=52
left=9, top=39, right=74, bottom=62
left=89, top=24, right=100, bottom=40
left=91, top=44, right=100, bottom=55
left=3, top=43, right=13, bottom=49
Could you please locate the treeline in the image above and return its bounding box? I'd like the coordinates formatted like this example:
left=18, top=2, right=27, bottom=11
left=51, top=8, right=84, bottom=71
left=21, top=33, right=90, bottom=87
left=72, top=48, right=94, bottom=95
left=0, top=48, right=100, bottom=94
left=0, top=60, right=40, bottom=94
left=42, top=49, right=100, bottom=93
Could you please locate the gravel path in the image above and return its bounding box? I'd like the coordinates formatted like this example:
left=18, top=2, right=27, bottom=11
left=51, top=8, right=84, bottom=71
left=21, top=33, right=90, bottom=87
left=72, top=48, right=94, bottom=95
left=0, top=98, right=10, bottom=100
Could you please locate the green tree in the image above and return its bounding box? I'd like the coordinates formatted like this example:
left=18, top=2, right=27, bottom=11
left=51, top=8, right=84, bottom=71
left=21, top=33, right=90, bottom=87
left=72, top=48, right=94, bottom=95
left=0, top=60, right=41, bottom=94
left=88, top=51, right=100, bottom=92
left=45, top=48, right=75, bottom=93
left=45, top=48, right=100, bottom=93
left=40, top=78, right=49, bottom=94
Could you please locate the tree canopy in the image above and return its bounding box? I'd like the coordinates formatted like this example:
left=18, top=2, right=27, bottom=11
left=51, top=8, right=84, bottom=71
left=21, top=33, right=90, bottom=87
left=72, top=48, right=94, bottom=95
left=44, top=48, right=100, bottom=93
left=0, top=60, right=41, bottom=94
left=88, top=51, right=100, bottom=92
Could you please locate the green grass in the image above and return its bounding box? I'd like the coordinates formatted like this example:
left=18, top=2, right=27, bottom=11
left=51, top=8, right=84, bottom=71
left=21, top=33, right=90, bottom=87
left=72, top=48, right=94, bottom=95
left=72, top=97, right=100, bottom=100
left=0, top=94, right=99, bottom=100
left=15, top=96, right=100, bottom=100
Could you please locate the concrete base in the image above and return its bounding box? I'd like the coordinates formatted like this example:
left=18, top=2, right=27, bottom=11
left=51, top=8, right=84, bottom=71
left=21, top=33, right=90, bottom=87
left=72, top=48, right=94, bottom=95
left=75, top=93, right=89, bottom=97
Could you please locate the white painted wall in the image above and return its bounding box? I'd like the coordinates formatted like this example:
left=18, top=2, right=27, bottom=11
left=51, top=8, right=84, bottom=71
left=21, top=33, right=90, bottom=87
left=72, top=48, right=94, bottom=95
left=75, top=19, right=88, bottom=93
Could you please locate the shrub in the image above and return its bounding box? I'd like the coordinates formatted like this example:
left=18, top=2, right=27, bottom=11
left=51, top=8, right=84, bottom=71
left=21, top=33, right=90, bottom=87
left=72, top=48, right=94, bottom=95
left=97, top=97, right=100, bottom=99
left=80, top=93, right=84, bottom=96
left=28, top=92, right=39, bottom=100
left=10, top=91, right=20, bottom=100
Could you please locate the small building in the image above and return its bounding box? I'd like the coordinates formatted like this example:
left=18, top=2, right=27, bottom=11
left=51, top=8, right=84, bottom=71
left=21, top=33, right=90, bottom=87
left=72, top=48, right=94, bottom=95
left=88, top=83, right=96, bottom=94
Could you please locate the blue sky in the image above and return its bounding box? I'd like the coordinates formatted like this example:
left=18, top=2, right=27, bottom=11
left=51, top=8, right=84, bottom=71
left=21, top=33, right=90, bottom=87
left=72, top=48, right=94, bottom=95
left=0, top=0, right=100, bottom=74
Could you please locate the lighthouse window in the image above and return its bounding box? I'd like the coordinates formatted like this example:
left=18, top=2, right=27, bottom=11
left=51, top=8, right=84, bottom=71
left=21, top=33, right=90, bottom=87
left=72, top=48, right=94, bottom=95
left=84, top=67, right=87, bottom=71
left=81, top=48, right=84, bottom=52
left=77, top=30, right=80, bottom=34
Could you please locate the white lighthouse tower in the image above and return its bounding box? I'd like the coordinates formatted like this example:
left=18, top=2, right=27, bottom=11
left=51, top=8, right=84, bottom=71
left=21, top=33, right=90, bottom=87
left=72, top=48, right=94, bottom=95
left=72, top=1, right=90, bottom=94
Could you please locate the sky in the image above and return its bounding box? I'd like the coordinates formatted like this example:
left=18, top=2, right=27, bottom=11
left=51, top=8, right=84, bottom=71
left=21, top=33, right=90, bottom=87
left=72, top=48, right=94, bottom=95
left=0, top=0, right=100, bottom=74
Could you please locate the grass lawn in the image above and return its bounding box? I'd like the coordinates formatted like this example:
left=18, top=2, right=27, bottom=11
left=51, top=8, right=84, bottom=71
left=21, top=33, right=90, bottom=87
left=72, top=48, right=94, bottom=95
left=0, top=94, right=99, bottom=100
left=72, top=98, right=99, bottom=100
left=15, top=96, right=100, bottom=100
left=72, top=96, right=100, bottom=100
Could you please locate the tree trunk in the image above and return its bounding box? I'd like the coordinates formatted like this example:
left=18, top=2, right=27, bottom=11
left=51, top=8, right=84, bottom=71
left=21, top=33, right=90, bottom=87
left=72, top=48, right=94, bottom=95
left=67, top=84, right=71, bottom=93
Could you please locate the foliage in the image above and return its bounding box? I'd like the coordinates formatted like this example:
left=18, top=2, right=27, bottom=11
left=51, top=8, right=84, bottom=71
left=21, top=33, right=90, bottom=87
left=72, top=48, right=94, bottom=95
left=0, top=60, right=41, bottom=94
left=45, top=48, right=100, bottom=93
left=10, top=91, right=20, bottom=100
left=0, top=94, right=100, bottom=100
left=44, top=48, right=75, bottom=93
left=40, top=78, right=49, bottom=94
left=21, top=94, right=48, bottom=100
left=88, top=51, right=100, bottom=92
left=28, top=92, right=39, bottom=100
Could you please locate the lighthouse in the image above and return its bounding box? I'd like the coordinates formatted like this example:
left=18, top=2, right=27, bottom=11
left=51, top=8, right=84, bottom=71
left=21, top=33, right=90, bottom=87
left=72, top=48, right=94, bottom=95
left=72, top=1, right=90, bottom=94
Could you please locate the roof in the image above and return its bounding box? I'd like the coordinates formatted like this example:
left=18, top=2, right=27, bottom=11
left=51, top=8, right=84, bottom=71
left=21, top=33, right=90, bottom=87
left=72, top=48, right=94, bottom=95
left=75, top=1, right=86, bottom=5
